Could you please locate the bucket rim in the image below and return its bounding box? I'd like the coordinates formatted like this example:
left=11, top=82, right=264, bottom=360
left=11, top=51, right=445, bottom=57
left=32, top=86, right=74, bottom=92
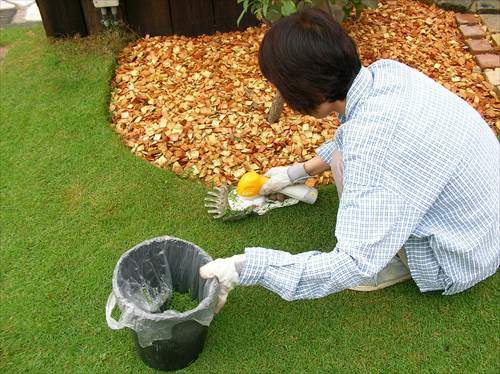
left=111, top=235, right=219, bottom=321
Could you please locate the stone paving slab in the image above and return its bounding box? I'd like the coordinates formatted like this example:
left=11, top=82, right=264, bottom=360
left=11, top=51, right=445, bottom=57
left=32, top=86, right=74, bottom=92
left=484, top=68, right=500, bottom=85
left=492, top=33, right=500, bottom=47
left=470, top=0, right=500, bottom=14
left=435, top=0, right=500, bottom=13
left=456, top=13, right=499, bottom=98
left=459, top=24, right=486, bottom=38
left=466, top=38, right=495, bottom=53
left=456, top=13, right=479, bottom=24
left=480, top=14, right=500, bottom=33
left=476, top=53, right=500, bottom=69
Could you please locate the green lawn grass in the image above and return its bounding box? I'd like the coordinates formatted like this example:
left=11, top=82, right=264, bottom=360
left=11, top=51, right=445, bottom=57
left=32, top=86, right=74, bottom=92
left=1, top=26, right=498, bottom=373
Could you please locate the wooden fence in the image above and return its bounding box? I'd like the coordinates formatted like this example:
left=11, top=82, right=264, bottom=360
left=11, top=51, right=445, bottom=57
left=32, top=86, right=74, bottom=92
left=36, top=0, right=259, bottom=38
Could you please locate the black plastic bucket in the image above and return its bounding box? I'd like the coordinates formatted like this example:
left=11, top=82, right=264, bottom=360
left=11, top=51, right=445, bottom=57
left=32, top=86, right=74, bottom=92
left=106, top=236, right=219, bottom=371
left=132, top=320, right=208, bottom=371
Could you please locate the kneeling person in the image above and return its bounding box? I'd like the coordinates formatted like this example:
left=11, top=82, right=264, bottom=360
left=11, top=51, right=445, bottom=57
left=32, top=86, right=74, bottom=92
left=200, top=8, right=500, bottom=312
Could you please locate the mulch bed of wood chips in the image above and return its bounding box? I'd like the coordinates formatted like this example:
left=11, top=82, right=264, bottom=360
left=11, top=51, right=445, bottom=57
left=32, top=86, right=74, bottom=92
left=110, top=0, right=499, bottom=187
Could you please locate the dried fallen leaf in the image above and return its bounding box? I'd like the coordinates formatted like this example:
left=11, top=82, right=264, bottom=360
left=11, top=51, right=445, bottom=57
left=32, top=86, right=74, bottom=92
left=110, top=0, right=498, bottom=187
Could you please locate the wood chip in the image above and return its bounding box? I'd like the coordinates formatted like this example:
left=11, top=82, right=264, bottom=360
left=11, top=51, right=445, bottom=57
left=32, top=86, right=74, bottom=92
left=110, top=0, right=498, bottom=187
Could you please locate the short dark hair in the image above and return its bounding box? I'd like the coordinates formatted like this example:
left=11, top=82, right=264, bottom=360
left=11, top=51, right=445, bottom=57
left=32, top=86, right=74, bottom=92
left=258, top=8, right=361, bottom=115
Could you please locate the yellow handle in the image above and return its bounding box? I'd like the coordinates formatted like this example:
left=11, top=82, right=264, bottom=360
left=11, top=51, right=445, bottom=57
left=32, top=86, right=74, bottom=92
left=236, top=172, right=269, bottom=197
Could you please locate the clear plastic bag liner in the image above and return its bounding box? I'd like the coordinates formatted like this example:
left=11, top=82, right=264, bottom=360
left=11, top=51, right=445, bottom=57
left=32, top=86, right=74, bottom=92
left=106, top=236, right=219, bottom=348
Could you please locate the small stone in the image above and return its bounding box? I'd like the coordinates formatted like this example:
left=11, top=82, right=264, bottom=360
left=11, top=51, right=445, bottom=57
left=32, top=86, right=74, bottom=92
left=484, top=68, right=500, bottom=86
left=476, top=53, right=500, bottom=69
left=471, top=1, right=500, bottom=14
left=480, top=14, right=500, bottom=33
left=456, top=13, right=478, bottom=25
left=361, top=0, right=379, bottom=9
left=465, top=38, right=494, bottom=54
left=459, top=25, right=486, bottom=39
left=492, top=33, right=500, bottom=47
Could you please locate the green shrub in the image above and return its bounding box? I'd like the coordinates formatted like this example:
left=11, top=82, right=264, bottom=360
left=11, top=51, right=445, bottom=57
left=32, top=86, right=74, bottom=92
left=237, top=0, right=365, bottom=25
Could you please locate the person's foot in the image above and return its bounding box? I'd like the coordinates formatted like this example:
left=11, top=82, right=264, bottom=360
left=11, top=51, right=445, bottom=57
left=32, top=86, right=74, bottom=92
left=349, top=256, right=411, bottom=291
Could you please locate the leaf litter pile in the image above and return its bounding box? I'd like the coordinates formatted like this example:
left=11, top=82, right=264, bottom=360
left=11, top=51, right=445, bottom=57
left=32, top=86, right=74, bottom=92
left=110, top=0, right=499, bottom=187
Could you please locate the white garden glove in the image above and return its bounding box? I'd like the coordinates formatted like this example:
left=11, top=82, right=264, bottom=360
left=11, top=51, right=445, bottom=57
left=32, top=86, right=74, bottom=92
left=199, top=254, right=246, bottom=313
left=260, top=163, right=310, bottom=195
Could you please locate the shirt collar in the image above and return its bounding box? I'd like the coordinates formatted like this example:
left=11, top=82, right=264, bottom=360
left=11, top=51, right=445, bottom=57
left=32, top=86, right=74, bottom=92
left=344, top=66, right=372, bottom=119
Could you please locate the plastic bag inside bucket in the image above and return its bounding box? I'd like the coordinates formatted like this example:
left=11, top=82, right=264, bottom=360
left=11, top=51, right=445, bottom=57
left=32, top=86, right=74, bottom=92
left=106, top=236, right=219, bottom=348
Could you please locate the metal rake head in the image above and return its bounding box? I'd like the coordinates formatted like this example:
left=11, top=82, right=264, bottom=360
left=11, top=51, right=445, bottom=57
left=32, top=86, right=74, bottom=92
left=204, top=185, right=229, bottom=219
left=204, top=185, right=255, bottom=221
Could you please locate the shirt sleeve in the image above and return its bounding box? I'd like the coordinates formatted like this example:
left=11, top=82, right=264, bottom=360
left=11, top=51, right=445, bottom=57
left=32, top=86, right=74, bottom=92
left=316, top=133, right=342, bottom=165
left=316, top=119, right=344, bottom=165
left=239, top=185, right=424, bottom=300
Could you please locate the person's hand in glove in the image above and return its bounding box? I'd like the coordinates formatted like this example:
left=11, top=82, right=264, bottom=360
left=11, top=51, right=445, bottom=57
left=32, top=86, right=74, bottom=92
left=199, top=254, right=246, bottom=313
left=260, top=163, right=310, bottom=195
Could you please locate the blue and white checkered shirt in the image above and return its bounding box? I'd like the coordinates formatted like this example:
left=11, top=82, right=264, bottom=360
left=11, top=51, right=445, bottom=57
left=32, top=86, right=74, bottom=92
left=240, top=60, right=499, bottom=299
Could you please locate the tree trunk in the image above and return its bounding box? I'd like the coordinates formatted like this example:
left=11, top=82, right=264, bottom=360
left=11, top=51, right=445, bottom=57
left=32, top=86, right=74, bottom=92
left=267, top=90, right=285, bottom=123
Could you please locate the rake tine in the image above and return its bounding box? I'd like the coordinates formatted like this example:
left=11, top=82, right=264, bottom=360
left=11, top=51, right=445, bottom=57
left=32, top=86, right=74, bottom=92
left=206, top=191, right=221, bottom=198
left=204, top=196, right=219, bottom=203
left=205, top=185, right=232, bottom=219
